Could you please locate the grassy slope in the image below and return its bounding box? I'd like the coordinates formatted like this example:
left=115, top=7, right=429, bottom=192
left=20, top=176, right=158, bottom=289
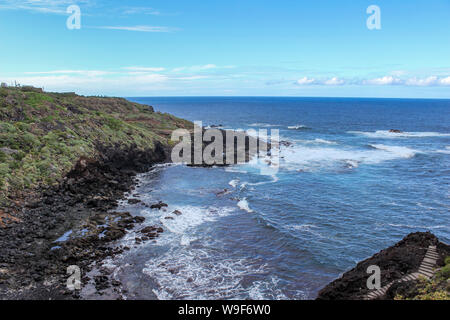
left=0, top=86, right=192, bottom=207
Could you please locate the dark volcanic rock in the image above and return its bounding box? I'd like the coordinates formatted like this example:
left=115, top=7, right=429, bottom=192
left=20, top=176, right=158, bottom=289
left=127, top=198, right=141, bottom=205
left=0, top=143, right=167, bottom=299
left=172, top=210, right=182, bottom=216
left=316, top=232, right=448, bottom=300
left=150, top=201, right=168, bottom=209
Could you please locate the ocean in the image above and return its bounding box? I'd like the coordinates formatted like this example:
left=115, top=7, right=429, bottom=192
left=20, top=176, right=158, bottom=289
left=90, top=97, right=450, bottom=299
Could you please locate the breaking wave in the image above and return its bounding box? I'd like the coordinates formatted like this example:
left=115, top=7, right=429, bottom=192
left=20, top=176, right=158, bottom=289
left=348, top=130, right=450, bottom=138
left=237, top=198, right=253, bottom=213
left=279, top=143, right=419, bottom=171
left=288, top=125, right=311, bottom=130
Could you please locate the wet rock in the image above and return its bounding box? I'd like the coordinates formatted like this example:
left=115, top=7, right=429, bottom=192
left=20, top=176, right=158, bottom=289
left=134, top=216, right=145, bottom=223
left=389, top=129, right=402, bottom=133
left=150, top=201, right=168, bottom=210
left=127, top=198, right=141, bottom=205
left=172, top=210, right=182, bottom=216
left=280, top=140, right=293, bottom=147
left=141, top=226, right=158, bottom=234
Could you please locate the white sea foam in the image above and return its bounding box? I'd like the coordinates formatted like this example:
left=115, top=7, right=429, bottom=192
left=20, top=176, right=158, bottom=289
left=288, top=125, right=310, bottom=130
left=142, top=248, right=268, bottom=300
left=245, top=175, right=279, bottom=186
left=237, top=198, right=253, bottom=213
left=344, top=160, right=359, bottom=168
left=387, top=223, right=449, bottom=230
left=368, top=144, right=418, bottom=158
left=349, top=130, right=450, bottom=138
left=279, top=143, right=419, bottom=171
left=436, top=146, right=450, bottom=154
left=312, top=138, right=337, bottom=144
left=180, top=234, right=196, bottom=246
left=248, top=276, right=306, bottom=300
left=248, top=123, right=279, bottom=127
left=161, top=205, right=234, bottom=234
left=291, top=224, right=324, bottom=238
left=294, top=138, right=337, bottom=145
left=229, top=179, right=239, bottom=188
left=224, top=167, right=248, bottom=174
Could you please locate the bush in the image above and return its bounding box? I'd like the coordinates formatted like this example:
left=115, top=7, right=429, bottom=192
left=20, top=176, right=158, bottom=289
left=105, top=117, right=123, bottom=130
left=437, top=258, right=450, bottom=280
left=0, top=151, right=7, bottom=162
left=445, top=256, right=450, bottom=265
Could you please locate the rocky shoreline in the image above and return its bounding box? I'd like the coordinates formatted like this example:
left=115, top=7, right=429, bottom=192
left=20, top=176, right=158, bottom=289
left=317, top=232, right=450, bottom=300
left=0, top=143, right=173, bottom=299
left=0, top=87, right=270, bottom=299
left=0, top=129, right=269, bottom=299
left=2, top=148, right=449, bottom=300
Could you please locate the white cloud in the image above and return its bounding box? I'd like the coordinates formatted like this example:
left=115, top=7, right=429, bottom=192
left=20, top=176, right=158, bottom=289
left=405, top=76, right=439, bottom=86
left=96, top=26, right=177, bottom=32
left=24, top=70, right=112, bottom=77
left=122, top=7, right=160, bottom=15
left=122, top=67, right=166, bottom=72
left=172, top=64, right=216, bottom=72
left=324, top=77, right=345, bottom=86
left=296, top=77, right=316, bottom=85
left=295, top=77, right=345, bottom=86
left=176, top=75, right=209, bottom=80
left=172, top=64, right=235, bottom=72
left=439, top=76, right=450, bottom=86
left=365, top=76, right=402, bottom=85
left=0, top=0, right=90, bottom=14
left=294, top=75, right=450, bottom=87
left=364, top=75, right=449, bottom=87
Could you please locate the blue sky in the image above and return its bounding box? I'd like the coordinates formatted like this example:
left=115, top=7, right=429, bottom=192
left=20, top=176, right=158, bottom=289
left=0, top=0, right=449, bottom=97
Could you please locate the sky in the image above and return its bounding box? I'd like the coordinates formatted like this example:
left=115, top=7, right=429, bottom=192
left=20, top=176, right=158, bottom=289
left=0, top=0, right=449, bottom=98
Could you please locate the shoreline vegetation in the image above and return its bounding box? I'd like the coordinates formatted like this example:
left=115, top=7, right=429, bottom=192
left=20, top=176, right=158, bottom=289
left=0, top=86, right=448, bottom=300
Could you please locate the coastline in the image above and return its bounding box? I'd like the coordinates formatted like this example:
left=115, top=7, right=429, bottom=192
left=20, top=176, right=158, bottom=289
left=317, top=232, right=450, bottom=300
left=0, top=87, right=268, bottom=299
left=0, top=143, right=171, bottom=299
left=1, top=88, right=448, bottom=300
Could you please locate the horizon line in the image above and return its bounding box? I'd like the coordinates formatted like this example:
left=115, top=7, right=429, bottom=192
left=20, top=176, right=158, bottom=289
left=123, top=95, right=450, bottom=101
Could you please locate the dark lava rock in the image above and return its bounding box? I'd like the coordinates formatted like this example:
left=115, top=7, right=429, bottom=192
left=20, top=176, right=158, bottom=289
left=280, top=140, right=293, bottom=147
left=389, top=129, right=402, bottom=133
left=150, top=201, right=168, bottom=209
left=316, top=232, right=448, bottom=300
left=172, top=210, right=182, bottom=216
left=134, top=216, right=145, bottom=223
left=0, top=143, right=165, bottom=299
left=127, top=198, right=141, bottom=205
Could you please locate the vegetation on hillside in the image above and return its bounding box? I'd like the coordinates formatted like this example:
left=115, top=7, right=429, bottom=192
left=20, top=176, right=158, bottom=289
left=0, top=86, right=192, bottom=207
left=395, top=256, right=450, bottom=300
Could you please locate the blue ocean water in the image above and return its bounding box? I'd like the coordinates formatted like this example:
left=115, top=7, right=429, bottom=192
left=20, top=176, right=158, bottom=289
left=99, top=97, right=450, bottom=299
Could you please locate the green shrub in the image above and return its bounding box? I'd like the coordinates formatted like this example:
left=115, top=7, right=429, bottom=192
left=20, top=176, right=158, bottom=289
left=105, top=117, right=123, bottom=130
left=0, top=151, right=7, bottom=162
left=0, top=163, right=9, bottom=175
left=437, top=257, right=450, bottom=280
left=0, top=122, right=17, bottom=133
